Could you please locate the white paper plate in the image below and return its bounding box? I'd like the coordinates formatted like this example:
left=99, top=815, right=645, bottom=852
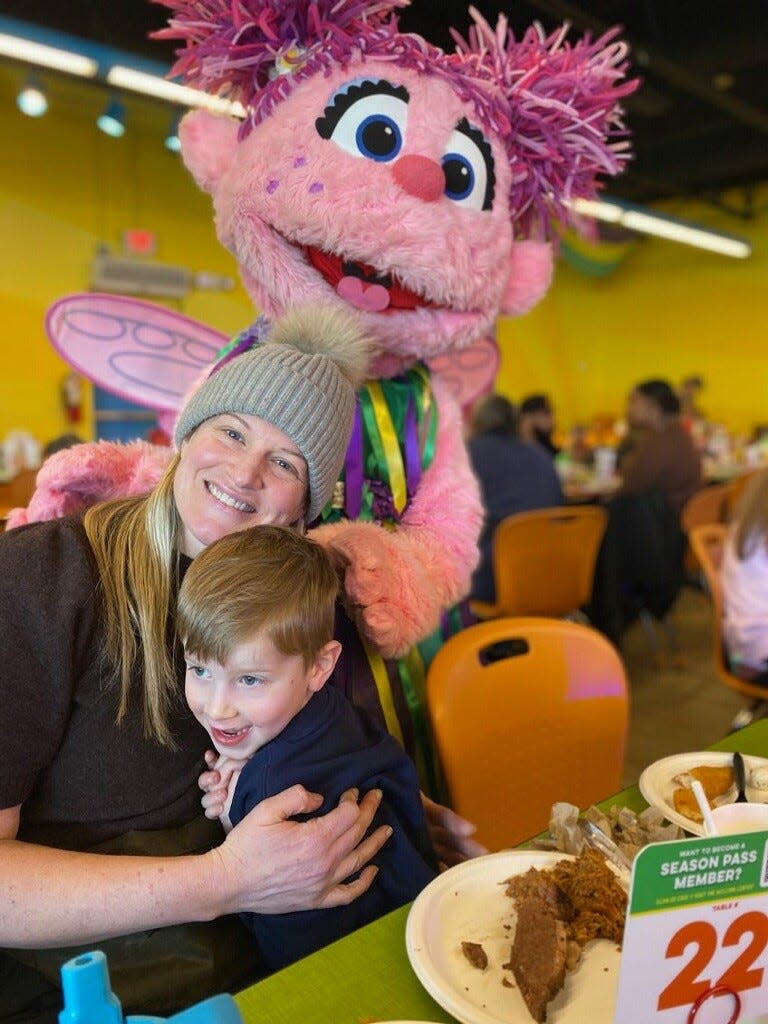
left=405, top=851, right=622, bottom=1024
left=638, top=750, right=768, bottom=836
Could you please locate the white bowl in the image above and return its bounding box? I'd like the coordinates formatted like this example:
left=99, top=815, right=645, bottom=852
left=707, top=802, right=768, bottom=836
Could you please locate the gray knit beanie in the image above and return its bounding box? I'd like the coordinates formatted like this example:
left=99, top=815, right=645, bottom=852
left=174, top=305, right=372, bottom=522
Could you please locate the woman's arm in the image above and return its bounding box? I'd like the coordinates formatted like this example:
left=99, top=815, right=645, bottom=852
left=0, top=787, right=390, bottom=947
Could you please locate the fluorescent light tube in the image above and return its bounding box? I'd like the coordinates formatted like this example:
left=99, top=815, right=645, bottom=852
left=619, top=210, right=751, bottom=258
left=106, top=65, right=245, bottom=118
left=569, top=197, right=751, bottom=259
left=0, top=32, right=98, bottom=77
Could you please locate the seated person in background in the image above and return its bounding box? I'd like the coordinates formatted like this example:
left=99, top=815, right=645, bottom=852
left=721, top=468, right=768, bottom=685
left=567, top=423, right=595, bottom=469
left=678, top=374, right=705, bottom=419
left=619, top=379, right=702, bottom=516
left=179, top=525, right=438, bottom=972
left=467, top=394, right=564, bottom=603
left=588, top=381, right=701, bottom=644
left=41, top=432, right=84, bottom=460
left=518, top=393, right=561, bottom=457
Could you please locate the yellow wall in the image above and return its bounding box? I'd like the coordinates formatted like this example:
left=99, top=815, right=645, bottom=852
left=0, top=65, right=253, bottom=444
left=1, top=62, right=765, bottom=445
left=497, top=186, right=767, bottom=437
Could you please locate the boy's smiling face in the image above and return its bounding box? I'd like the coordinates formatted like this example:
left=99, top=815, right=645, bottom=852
left=184, top=630, right=340, bottom=758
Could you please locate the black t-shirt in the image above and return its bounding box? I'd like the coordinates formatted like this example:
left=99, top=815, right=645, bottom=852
left=0, top=517, right=211, bottom=848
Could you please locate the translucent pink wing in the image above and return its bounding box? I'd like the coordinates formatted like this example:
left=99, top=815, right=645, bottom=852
left=45, top=293, right=227, bottom=411
left=427, top=336, right=500, bottom=410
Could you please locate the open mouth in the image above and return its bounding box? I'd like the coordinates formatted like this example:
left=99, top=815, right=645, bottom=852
left=304, top=245, right=438, bottom=314
left=206, top=481, right=255, bottom=514
left=211, top=725, right=251, bottom=747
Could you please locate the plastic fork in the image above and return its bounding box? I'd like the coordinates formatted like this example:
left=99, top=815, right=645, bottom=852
left=577, top=818, right=632, bottom=882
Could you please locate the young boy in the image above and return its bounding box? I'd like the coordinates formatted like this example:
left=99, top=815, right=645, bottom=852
left=177, top=525, right=437, bottom=971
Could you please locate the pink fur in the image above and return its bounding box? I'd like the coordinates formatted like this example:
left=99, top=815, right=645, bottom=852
left=6, top=442, right=172, bottom=530
left=500, top=241, right=554, bottom=316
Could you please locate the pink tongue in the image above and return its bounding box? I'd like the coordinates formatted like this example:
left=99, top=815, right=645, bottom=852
left=337, top=275, right=391, bottom=312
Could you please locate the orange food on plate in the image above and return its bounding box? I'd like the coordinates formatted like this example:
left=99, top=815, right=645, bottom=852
left=672, top=764, right=734, bottom=823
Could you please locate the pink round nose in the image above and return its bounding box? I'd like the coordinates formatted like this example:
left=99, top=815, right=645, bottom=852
left=392, top=155, right=445, bottom=202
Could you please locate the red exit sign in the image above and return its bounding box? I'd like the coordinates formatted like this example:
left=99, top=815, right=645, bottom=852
left=122, top=229, right=157, bottom=256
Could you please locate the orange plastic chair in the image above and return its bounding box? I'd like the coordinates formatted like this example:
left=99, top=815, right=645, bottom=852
left=725, top=470, right=761, bottom=521
left=426, top=617, right=629, bottom=851
left=689, top=524, right=768, bottom=706
left=681, top=482, right=730, bottom=576
left=471, top=506, right=607, bottom=620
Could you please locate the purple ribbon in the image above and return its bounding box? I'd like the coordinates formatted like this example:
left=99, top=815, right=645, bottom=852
left=207, top=316, right=272, bottom=378
left=344, top=405, right=364, bottom=520
left=403, top=394, right=421, bottom=500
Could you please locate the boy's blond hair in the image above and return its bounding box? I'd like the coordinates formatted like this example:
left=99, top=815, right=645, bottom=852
left=177, top=526, right=339, bottom=666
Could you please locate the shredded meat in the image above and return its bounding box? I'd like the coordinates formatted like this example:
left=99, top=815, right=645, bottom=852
left=548, top=848, right=626, bottom=946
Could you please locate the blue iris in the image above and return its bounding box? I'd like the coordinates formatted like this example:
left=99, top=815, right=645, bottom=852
left=355, top=114, right=402, bottom=162
left=442, top=153, right=475, bottom=201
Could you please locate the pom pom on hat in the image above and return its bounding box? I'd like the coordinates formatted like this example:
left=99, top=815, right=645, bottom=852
left=174, top=305, right=372, bottom=522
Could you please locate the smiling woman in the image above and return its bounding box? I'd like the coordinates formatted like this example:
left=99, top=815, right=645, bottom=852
left=0, top=303, right=399, bottom=1018
left=173, top=414, right=310, bottom=556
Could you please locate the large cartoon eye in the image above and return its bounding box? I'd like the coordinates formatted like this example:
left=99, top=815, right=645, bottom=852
left=315, top=80, right=409, bottom=163
left=442, top=119, right=496, bottom=211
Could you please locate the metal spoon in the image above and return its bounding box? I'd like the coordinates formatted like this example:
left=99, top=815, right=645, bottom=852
left=733, top=752, right=749, bottom=803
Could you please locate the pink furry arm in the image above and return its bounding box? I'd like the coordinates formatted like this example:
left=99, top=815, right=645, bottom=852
left=5, top=441, right=172, bottom=529
left=312, top=376, right=482, bottom=657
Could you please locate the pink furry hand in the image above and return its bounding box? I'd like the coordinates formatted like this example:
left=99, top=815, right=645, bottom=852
left=314, top=521, right=447, bottom=658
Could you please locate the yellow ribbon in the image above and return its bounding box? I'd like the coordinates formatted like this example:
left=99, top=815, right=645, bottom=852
left=367, top=380, right=407, bottom=514
left=362, top=639, right=404, bottom=749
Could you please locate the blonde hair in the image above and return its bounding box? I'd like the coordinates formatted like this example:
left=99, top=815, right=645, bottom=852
left=83, top=455, right=183, bottom=746
left=733, top=467, right=768, bottom=560
left=178, top=526, right=339, bottom=667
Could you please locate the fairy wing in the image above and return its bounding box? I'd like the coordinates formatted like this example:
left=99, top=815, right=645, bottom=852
left=45, top=293, right=227, bottom=411
left=427, top=336, right=500, bottom=413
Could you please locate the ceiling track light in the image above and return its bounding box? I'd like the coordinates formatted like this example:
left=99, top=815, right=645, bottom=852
left=164, top=110, right=182, bottom=153
left=17, top=72, right=48, bottom=117
left=96, top=96, right=126, bottom=138
left=569, top=198, right=752, bottom=259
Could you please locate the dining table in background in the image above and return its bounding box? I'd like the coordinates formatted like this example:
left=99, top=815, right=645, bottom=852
left=233, top=718, right=768, bottom=1024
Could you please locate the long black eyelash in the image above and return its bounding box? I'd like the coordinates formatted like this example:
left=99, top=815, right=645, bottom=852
left=315, top=80, right=410, bottom=139
left=455, top=117, right=496, bottom=210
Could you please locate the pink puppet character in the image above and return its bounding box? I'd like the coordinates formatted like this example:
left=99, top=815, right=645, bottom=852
left=16, top=2, right=635, bottom=789
left=157, top=0, right=635, bottom=662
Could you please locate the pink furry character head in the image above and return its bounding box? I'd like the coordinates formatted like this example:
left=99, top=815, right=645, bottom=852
left=156, top=0, right=636, bottom=374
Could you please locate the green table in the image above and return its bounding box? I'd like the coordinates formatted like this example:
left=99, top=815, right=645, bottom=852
left=235, top=719, right=768, bottom=1024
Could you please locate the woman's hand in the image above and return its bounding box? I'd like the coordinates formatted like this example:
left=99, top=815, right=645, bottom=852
left=211, top=785, right=392, bottom=915
left=421, top=793, right=488, bottom=869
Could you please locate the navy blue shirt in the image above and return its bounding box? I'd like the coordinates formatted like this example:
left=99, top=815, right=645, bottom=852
left=468, top=432, right=565, bottom=602
left=229, top=685, right=437, bottom=971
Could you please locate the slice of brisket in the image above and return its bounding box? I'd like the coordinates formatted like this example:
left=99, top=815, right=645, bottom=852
left=507, top=894, right=568, bottom=1023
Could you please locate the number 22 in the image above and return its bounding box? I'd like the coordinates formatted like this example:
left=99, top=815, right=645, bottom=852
left=658, top=911, right=767, bottom=1011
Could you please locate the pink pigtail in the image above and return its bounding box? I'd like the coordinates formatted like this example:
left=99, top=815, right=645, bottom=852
left=452, top=7, right=639, bottom=235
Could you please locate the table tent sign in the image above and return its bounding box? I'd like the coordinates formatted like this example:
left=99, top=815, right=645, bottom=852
left=615, top=829, right=768, bottom=1023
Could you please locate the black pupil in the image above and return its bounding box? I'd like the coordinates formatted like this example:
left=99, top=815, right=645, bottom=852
left=362, top=120, right=397, bottom=156
left=444, top=158, right=471, bottom=195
